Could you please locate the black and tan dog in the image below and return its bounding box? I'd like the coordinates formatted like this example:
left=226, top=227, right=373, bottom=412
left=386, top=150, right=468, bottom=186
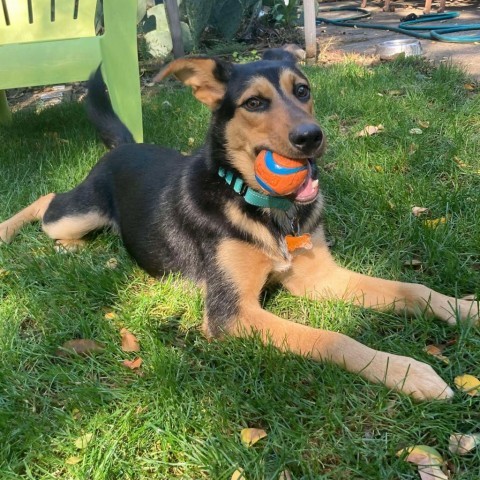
left=1, top=49, right=478, bottom=400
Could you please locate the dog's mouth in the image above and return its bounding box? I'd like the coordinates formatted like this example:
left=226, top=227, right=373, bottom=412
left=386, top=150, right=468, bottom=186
left=291, top=160, right=319, bottom=204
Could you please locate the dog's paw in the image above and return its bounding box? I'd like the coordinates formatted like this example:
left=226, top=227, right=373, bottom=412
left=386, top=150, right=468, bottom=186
left=0, top=223, right=14, bottom=244
left=380, top=354, right=453, bottom=401
left=431, top=293, right=479, bottom=326
left=54, top=239, right=86, bottom=253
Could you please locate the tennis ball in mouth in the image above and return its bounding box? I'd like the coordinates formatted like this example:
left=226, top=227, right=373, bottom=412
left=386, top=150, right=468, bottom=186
left=254, top=150, right=309, bottom=196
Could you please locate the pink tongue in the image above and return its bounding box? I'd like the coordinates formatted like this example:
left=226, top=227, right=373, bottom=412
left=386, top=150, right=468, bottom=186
left=294, top=175, right=318, bottom=201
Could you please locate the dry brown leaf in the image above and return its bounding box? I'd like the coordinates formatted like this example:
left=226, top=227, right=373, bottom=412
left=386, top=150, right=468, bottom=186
left=418, top=120, right=430, bottom=129
left=424, top=217, right=446, bottom=228
left=355, top=124, right=384, bottom=137
left=454, top=374, right=480, bottom=396
left=404, top=259, right=422, bottom=269
left=240, top=428, right=267, bottom=447
left=397, top=445, right=446, bottom=480
left=278, top=470, right=292, bottom=480
left=0, top=268, right=10, bottom=278
left=231, top=468, right=246, bottom=480
left=449, top=433, right=480, bottom=455
left=74, top=433, right=93, bottom=449
left=120, top=328, right=140, bottom=352
left=57, top=339, right=104, bottom=357
left=123, top=357, right=143, bottom=370
left=105, top=258, right=118, bottom=269
left=374, top=165, right=384, bottom=173
left=412, top=206, right=429, bottom=216
left=464, top=83, right=476, bottom=91
left=104, top=311, right=117, bottom=320
left=424, top=345, right=449, bottom=364
left=454, top=156, right=468, bottom=167
left=65, top=456, right=82, bottom=465
left=409, top=127, right=423, bottom=135
left=386, top=89, right=404, bottom=96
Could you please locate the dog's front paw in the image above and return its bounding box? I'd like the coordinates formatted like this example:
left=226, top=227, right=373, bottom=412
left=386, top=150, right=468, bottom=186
left=430, top=293, right=479, bottom=326
left=378, top=353, right=453, bottom=401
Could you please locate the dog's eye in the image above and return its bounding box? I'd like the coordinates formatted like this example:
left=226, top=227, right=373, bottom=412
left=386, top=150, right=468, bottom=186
left=243, top=97, right=267, bottom=112
left=295, top=84, right=310, bottom=101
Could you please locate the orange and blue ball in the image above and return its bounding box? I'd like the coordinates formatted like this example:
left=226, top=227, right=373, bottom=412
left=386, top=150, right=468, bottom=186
left=254, top=150, right=309, bottom=196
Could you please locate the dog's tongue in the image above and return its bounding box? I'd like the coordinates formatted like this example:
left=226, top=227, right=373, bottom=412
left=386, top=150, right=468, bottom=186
left=294, top=171, right=319, bottom=202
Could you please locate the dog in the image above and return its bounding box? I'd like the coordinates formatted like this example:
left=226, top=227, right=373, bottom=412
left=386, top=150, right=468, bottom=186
left=0, top=48, right=477, bottom=401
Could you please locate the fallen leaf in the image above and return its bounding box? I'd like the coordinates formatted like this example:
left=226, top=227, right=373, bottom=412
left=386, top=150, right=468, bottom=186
left=74, top=433, right=93, bottom=449
left=454, top=156, right=468, bottom=167
left=240, top=428, right=267, bottom=447
left=0, top=268, right=10, bottom=278
left=408, top=143, right=418, bottom=155
left=412, top=206, right=429, bottom=216
left=374, top=165, right=384, bottom=173
left=464, top=83, right=476, bottom=91
left=104, top=311, right=117, bottom=320
left=424, top=345, right=449, bottom=364
left=355, top=124, right=384, bottom=137
left=397, top=445, right=446, bottom=480
left=403, top=258, right=422, bottom=269
left=279, top=470, right=292, bottom=480
left=188, top=137, right=195, bottom=146
left=449, top=433, right=480, bottom=455
left=123, top=357, right=143, bottom=370
left=418, top=120, right=430, bottom=129
left=386, top=89, right=404, bottom=96
left=57, top=339, right=104, bottom=357
left=65, top=456, right=82, bottom=465
left=424, top=217, right=446, bottom=228
left=105, top=258, right=118, bottom=269
left=409, top=127, right=423, bottom=135
left=231, top=468, right=246, bottom=480
left=454, top=374, right=480, bottom=396
left=120, top=328, right=140, bottom=352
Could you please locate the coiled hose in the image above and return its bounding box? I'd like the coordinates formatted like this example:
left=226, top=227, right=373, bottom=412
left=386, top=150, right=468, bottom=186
left=316, top=6, right=480, bottom=43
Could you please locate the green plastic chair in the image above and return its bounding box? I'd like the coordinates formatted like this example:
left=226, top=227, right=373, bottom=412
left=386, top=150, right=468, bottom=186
left=0, top=0, right=143, bottom=142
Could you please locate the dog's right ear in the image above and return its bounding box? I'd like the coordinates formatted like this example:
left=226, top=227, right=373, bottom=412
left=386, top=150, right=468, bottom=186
left=154, top=57, right=231, bottom=110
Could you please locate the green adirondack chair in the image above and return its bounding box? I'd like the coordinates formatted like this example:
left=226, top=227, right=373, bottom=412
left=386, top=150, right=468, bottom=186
left=0, top=0, right=143, bottom=142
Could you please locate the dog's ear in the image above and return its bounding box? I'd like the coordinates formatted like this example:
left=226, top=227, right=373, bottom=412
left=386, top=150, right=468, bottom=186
left=262, top=45, right=305, bottom=64
left=154, top=57, right=231, bottom=110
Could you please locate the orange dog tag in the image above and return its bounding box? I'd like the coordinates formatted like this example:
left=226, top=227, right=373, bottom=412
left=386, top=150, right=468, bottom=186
left=285, top=234, right=312, bottom=252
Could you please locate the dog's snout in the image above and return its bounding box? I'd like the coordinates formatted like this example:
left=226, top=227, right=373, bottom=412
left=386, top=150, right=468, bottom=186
left=289, top=124, right=323, bottom=154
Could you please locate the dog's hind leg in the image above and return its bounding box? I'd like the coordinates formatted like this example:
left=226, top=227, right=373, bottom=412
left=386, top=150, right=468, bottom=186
left=0, top=193, right=55, bottom=243
left=1, top=186, right=113, bottom=249
left=205, top=238, right=453, bottom=401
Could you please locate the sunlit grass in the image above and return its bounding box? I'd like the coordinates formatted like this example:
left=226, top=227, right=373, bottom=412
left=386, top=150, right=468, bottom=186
left=1, top=58, right=479, bottom=479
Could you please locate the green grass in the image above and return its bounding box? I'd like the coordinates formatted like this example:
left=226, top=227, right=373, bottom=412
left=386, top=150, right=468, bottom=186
left=1, top=58, right=480, bottom=479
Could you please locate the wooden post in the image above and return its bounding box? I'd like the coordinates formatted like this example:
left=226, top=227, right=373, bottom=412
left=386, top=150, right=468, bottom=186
left=164, top=0, right=184, bottom=58
left=303, top=0, right=317, bottom=64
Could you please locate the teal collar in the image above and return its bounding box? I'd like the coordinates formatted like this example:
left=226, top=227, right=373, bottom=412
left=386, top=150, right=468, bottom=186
left=218, top=167, right=294, bottom=211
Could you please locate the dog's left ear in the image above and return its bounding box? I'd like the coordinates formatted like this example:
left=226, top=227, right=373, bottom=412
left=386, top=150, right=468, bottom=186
left=262, top=45, right=305, bottom=64
left=154, top=57, right=231, bottom=110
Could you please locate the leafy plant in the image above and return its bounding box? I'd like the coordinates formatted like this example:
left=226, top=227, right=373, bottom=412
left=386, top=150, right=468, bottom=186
left=266, top=0, right=300, bottom=28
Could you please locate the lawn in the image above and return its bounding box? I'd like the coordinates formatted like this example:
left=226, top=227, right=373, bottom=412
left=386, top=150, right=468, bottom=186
left=1, top=57, right=480, bottom=479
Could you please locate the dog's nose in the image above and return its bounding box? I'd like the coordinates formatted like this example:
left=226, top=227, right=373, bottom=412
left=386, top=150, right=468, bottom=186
left=289, top=124, right=323, bottom=154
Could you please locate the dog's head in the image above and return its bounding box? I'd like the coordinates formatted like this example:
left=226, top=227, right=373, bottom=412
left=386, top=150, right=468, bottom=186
left=155, top=48, right=324, bottom=204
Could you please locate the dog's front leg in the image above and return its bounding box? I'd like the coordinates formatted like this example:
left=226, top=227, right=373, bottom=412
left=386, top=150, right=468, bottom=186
left=206, top=239, right=453, bottom=400
left=279, top=231, right=479, bottom=326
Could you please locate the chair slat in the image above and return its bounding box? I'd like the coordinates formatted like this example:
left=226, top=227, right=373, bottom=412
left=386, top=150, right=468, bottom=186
left=1, top=0, right=97, bottom=44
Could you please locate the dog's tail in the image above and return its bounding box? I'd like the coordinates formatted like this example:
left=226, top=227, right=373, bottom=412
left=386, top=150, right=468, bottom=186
left=86, top=66, right=135, bottom=149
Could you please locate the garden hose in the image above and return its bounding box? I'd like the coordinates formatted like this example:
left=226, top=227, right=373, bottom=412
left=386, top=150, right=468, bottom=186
left=315, top=6, right=480, bottom=43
